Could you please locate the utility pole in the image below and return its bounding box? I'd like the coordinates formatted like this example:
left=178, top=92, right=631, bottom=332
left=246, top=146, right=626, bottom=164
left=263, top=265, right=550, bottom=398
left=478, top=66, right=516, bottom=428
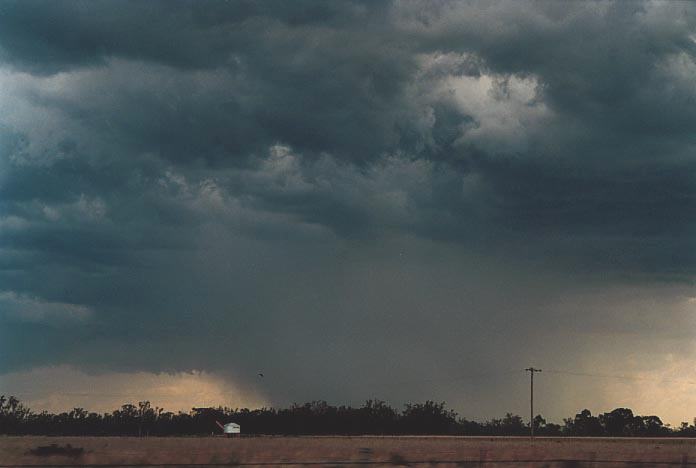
left=525, top=367, right=542, bottom=440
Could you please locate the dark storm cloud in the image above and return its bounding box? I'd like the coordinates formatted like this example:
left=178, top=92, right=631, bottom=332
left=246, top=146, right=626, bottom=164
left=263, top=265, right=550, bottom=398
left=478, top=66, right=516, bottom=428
left=0, top=1, right=381, bottom=74
left=0, top=0, right=410, bottom=161
left=1, top=0, right=696, bottom=420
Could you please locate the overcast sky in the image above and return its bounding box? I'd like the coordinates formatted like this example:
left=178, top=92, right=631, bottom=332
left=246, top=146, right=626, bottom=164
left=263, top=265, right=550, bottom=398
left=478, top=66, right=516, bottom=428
left=2, top=0, right=696, bottom=425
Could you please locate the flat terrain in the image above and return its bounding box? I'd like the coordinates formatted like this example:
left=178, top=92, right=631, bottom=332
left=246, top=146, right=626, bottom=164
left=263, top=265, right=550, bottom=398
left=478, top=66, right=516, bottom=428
left=3, top=435, right=696, bottom=467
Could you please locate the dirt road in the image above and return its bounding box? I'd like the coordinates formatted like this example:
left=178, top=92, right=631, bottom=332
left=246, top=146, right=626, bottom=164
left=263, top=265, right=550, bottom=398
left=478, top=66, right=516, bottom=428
left=3, top=435, right=696, bottom=467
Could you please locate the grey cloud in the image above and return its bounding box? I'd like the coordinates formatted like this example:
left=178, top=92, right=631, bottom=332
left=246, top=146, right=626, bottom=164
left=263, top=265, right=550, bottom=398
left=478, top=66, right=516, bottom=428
left=1, top=0, right=696, bottom=421
left=0, top=1, right=380, bottom=75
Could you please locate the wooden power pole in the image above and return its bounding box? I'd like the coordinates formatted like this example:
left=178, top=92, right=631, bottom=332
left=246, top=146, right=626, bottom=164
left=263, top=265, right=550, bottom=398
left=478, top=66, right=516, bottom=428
left=525, top=367, right=542, bottom=439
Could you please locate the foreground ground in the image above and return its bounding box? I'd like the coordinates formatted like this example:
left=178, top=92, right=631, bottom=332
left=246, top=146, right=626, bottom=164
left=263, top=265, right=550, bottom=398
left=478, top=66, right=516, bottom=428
left=3, top=435, right=696, bottom=467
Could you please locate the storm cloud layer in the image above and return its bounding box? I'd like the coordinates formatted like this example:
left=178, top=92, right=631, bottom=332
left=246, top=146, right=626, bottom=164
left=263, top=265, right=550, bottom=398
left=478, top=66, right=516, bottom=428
left=1, top=1, right=696, bottom=422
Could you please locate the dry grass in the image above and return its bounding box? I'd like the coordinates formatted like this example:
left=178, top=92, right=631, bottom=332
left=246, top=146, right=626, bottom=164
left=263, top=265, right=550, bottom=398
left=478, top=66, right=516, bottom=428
left=2, top=435, right=696, bottom=467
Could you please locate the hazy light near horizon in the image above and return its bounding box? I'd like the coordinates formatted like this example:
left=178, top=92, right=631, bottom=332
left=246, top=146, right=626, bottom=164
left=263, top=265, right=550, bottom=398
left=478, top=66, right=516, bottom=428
left=0, top=366, right=268, bottom=414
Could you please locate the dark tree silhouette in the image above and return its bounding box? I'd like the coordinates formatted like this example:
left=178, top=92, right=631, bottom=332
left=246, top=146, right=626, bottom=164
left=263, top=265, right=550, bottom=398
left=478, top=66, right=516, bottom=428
left=564, top=409, right=604, bottom=436
left=400, top=401, right=458, bottom=435
left=0, top=395, right=684, bottom=437
left=599, top=408, right=641, bottom=437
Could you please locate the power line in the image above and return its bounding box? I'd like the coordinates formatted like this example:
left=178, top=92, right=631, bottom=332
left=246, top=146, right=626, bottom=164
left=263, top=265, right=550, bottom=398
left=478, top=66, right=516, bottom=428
left=3, top=367, right=694, bottom=400
left=0, top=391, right=211, bottom=398
left=370, top=369, right=525, bottom=388
left=543, top=369, right=696, bottom=386
left=0, top=371, right=522, bottom=398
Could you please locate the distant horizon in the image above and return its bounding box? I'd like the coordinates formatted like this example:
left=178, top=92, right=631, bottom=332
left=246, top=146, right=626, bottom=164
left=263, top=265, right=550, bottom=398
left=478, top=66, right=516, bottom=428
left=3, top=365, right=696, bottom=427
left=0, top=392, right=696, bottom=428
left=2, top=393, right=692, bottom=439
left=4, top=395, right=688, bottom=427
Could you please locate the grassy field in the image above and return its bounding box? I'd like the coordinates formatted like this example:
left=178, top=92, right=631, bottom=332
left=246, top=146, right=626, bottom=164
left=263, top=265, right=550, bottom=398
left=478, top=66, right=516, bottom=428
left=3, top=435, right=696, bottom=467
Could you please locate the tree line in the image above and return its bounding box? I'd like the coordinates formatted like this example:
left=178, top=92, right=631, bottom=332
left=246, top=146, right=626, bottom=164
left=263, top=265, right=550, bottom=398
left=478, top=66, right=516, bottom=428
left=1, top=395, right=694, bottom=437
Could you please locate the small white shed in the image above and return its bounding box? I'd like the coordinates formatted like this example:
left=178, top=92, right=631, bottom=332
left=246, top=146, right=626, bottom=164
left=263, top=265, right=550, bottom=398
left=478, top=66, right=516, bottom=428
left=215, top=420, right=241, bottom=437
left=223, top=422, right=240, bottom=435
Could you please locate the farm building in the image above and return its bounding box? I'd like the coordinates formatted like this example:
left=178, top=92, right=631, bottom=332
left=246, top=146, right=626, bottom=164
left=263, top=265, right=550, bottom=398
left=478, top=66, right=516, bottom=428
left=215, top=421, right=241, bottom=437
left=223, top=422, right=240, bottom=435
